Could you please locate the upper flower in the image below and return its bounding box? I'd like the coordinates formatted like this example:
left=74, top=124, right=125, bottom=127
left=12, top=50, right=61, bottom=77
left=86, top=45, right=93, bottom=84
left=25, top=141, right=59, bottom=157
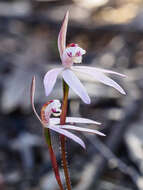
left=44, top=11, right=126, bottom=104
left=31, top=77, right=105, bottom=149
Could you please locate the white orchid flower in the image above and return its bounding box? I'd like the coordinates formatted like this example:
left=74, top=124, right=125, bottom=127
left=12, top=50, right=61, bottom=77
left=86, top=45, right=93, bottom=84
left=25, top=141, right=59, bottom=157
left=31, top=77, right=105, bottom=149
left=44, top=11, right=126, bottom=104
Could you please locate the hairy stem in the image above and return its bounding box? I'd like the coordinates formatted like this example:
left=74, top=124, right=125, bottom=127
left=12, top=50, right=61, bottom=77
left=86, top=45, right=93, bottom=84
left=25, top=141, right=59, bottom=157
left=44, top=128, right=64, bottom=190
left=60, top=80, right=71, bottom=190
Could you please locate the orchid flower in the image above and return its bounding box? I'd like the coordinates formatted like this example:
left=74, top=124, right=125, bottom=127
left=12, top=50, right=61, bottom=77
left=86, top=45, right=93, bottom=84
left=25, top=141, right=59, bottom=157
left=44, top=11, right=126, bottom=104
left=31, top=76, right=105, bottom=149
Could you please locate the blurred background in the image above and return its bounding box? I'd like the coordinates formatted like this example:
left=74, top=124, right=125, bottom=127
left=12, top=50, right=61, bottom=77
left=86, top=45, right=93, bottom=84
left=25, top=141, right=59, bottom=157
left=0, top=0, right=143, bottom=190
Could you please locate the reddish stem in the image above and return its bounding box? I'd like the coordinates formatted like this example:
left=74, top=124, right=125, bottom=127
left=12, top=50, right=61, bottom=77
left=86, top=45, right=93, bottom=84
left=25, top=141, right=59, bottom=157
left=60, top=80, right=71, bottom=190
left=44, top=128, right=64, bottom=190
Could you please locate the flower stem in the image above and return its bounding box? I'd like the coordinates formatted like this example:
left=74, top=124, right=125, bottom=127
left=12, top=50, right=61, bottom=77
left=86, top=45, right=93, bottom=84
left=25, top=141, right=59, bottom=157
left=44, top=128, right=64, bottom=190
left=60, top=80, right=71, bottom=190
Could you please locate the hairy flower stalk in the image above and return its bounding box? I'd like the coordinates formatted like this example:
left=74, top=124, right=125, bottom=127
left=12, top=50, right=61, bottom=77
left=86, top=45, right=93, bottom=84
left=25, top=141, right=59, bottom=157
left=60, top=80, right=71, bottom=190
left=44, top=128, right=64, bottom=190
left=41, top=104, right=64, bottom=190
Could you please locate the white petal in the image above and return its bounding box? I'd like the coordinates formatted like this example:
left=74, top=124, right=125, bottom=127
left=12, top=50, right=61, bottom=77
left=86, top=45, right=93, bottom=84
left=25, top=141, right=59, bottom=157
left=62, top=69, right=91, bottom=104
left=58, top=11, right=69, bottom=59
left=72, top=68, right=96, bottom=82
left=48, top=125, right=85, bottom=148
left=92, top=68, right=126, bottom=77
left=50, top=117, right=101, bottom=125
left=50, top=118, right=60, bottom=125
left=74, top=66, right=126, bottom=77
left=31, top=76, right=44, bottom=123
left=72, top=66, right=126, bottom=95
left=60, top=125, right=105, bottom=136
left=66, top=117, right=101, bottom=125
left=43, top=68, right=63, bottom=96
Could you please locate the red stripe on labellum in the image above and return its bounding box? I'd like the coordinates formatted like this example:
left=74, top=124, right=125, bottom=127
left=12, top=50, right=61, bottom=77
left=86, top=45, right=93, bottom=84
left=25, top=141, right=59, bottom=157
left=67, top=52, right=72, bottom=57
left=76, top=51, right=81, bottom=56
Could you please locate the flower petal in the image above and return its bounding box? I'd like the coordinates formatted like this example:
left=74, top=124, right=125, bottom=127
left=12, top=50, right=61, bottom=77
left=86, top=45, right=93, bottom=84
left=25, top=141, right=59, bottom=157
left=58, top=11, right=69, bottom=59
left=48, top=125, right=85, bottom=148
left=31, top=76, right=43, bottom=123
left=50, top=118, right=60, bottom=125
left=43, top=68, right=63, bottom=96
left=50, top=117, right=101, bottom=125
left=66, top=117, right=101, bottom=125
left=60, top=125, right=105, bottom=136
left=92, top=68, right=126, bottom=77
left=74, top=66, right=126, bottom=77
left=72, top=66, right=126, bottom=95
left=62, top=69, right=91, bottom=104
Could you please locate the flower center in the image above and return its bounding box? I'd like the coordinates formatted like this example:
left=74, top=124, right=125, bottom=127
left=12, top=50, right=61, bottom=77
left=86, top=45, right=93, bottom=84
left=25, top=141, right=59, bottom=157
left=62, top=43, right=86, bottom=67
left=66, top=43, right=86, bottom=63
left=41, top=100, right=61, bottom=123
left=51, top=100, right=61, bottom=116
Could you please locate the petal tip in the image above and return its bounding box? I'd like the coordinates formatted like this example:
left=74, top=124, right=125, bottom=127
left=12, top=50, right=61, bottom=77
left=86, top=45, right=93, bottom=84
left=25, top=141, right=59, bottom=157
left=32, top=75, right=36, bottom=82
left=96, top=122, right=102, bottom=125
left=121, top=89, right=126, bottom=95
left=84, top=97, right=91, bottom=104
left=123, top=74, right=127, bottom=78
left=65, top=10, right=69, bottom=18
left=82, top=143, right=86, bottom=149
left=96, top=130, right=106, bottom=136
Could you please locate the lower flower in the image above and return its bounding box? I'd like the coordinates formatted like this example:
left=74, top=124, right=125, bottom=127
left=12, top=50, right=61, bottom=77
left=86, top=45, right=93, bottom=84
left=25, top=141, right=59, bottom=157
left=31, top=76, right=105, bottom=149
